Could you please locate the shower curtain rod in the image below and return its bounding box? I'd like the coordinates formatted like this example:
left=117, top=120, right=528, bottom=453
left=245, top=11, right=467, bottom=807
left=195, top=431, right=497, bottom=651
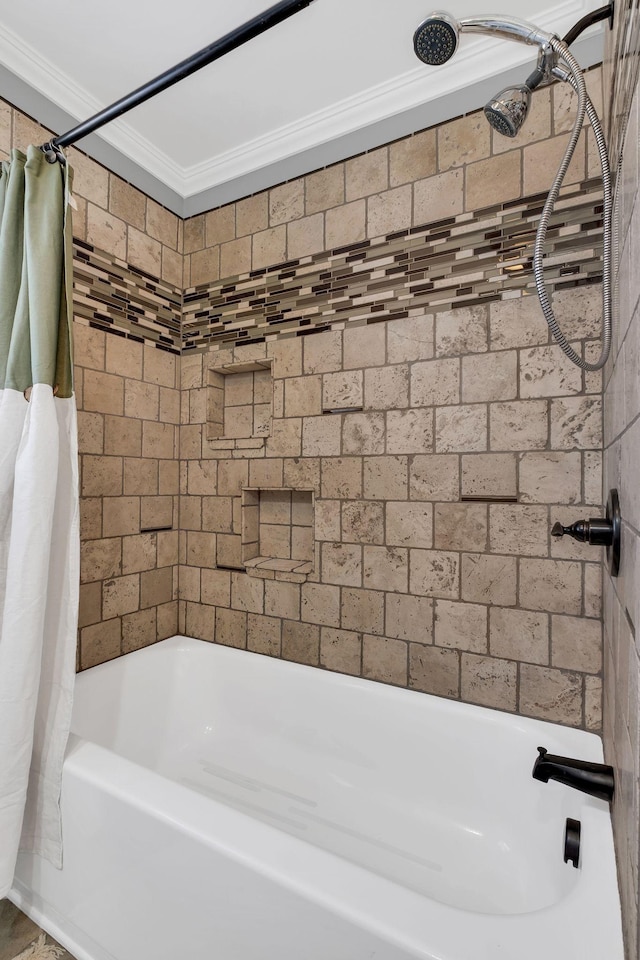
left=40, top=0, right=315, bottom=161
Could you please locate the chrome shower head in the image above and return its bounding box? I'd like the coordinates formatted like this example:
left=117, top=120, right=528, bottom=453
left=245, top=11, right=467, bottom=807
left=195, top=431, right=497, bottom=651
left=413, top=12, right=460, bottom=65
left=484, top=84, right=531, bottom=138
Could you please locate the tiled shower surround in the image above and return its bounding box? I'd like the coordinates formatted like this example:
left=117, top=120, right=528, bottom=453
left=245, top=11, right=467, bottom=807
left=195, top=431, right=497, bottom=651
left=0, top=65, right=605, bottom=724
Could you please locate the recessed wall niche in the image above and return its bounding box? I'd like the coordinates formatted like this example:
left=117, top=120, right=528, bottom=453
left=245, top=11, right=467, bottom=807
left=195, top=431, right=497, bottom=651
left=242, top=488, right=315, bottom=578
left=207, top=360, right=273, bottom=446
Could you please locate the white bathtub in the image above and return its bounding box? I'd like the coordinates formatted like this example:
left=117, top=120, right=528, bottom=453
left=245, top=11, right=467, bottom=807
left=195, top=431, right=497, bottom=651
left=11, top=635, right=622, bottom=960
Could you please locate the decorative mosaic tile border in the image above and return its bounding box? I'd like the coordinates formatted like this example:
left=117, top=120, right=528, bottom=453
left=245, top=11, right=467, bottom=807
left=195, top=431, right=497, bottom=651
left=182, top=178, right=604, bottom=354
left=72, top=239, right=182, bottom=354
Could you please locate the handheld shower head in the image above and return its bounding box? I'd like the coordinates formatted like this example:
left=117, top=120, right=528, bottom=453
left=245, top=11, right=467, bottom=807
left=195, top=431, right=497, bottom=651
left=413, top=12, right=460, bottom=65
left=484, top=84, right=531, bottom=137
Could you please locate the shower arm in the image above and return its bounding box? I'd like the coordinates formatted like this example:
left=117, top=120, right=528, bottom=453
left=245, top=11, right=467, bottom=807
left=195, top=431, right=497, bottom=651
left=39, top=0, right=316, bottom=162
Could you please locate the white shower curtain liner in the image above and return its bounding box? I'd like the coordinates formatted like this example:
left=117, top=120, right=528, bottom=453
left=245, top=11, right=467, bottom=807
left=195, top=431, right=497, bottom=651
left=0, top=146, right=79, bottom=897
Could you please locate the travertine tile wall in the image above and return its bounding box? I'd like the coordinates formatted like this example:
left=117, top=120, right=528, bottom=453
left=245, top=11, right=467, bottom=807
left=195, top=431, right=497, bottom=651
left=0, top=102, right=182, bottom=669
left=179, top=68, right=606, bottom=730
left=603, top=5, right=640, bottom=957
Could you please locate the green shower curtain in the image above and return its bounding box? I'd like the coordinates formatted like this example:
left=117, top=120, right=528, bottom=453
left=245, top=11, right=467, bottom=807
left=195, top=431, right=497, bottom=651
left=0, top=145, right=79, bottom=897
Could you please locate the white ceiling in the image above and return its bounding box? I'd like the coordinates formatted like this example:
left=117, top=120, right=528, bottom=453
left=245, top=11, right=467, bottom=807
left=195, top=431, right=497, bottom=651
left=0, top=0, right=606, bottom=215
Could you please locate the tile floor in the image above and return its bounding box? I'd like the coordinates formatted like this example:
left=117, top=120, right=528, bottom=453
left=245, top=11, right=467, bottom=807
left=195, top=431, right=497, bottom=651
left=0, top=900, right=76, bottom=960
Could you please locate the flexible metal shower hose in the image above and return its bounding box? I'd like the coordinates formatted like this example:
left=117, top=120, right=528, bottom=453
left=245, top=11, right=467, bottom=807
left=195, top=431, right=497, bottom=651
left=533, top=37, right=612, bottom=370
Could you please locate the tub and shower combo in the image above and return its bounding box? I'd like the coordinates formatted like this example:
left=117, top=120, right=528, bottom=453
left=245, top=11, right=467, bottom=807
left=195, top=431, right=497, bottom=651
left=11, top=636, right=623, bottom=960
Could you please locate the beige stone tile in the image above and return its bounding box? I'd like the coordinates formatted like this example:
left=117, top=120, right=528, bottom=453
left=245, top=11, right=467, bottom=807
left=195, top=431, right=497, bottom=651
left=325, top=199, right=366, bottom=248
left=103, top=573, right=140, bottom=619
left=461, top=653, right=517, bottom=711
left=342, top=412, right=386, bottom=455
left=215, top=607, right=247, bottom=648
left=489, top=294, right=550, bottom=349
left=321, top=457, right=362, bottom=499
left=345, top=148, right=388, bottom=201
left=123, top=458, right=158, bottom=495
left=282, top=620, right=320, bottom=665
left=184, top=601, right=214, bottom=642
left=285, top=375, right=322, bottom=417
left=519, top=664, right=583, bottom=726
left=434, top=503, right=487, bottom=552
left=181, top=354, right=203, bottom=390
left=414, top=169, right=463, bottom=224
left=466, top=150, right=521, bottom=210
left=142, top=421, right=175, bottom=459
left=364, top=546, right=408, bottom=593
left=128, top=227, right=161, bottom=277
left=205, top=206, right=235, bottom=247
left=386, top=409, right=434, bottom=454
left=236, top=193, right=268, bottom=237
left=524, top=132, right=585, bottom=194
left=249, top=459, right=283, bottom=489
left=190, top=246, right=219, bottom=285
left=386, top=502, right=432, bottom=549
left=264, top=580, right=301, bottom=620
left=141, top=495, right=173, bottom=530
left=520, top=345, right=582, bottom=398
left=409, top=644, right=459, bottom=697
left=301, top=582, right=341, bottom=627
left=490, top=400, right=548, bottom=451
left=435, top=599, right=488, bottom=653
left=435, top=405, right=487, bottom=453
left=80, top=498, right=102, bottom=541
left=287, top=214, right=324, bottom=258
left=461, top=553, right=516, bottom=606
left=489, top=606, right=549, bottom=664
left=103, top=497, right=140, bottom=537
left=343, top=323, right=386, bottom=369
left=185, top=530, right=216, bottom=568
left=439, top=113, right=491, bottom=171
left=320, top=627, right=362, bottom=675
left=411, top=357, right=459, bottom=407
left=315, top=500, right=341, bottom=541
left=462, top=351, right=517, bottom=403
left=122, top=533, right=157, bottom=575
left=410, top=549, right=459, bottom=599
left=489, top=503, right=548, bottom=556
left=583, top=562, right=602, bottom=619
left=283, top=457, right=320, bottom=491
left=144, top=345, right=176, bottom=388
left=409, top=454, right=459, bottom=501
left=220, top=237, right=252, bottom=278
left=187, top=460, right=217, bottom=495
left=215, top=533, right=243, bottom=569
left=105, top=335, right=143, bottom=380
left=109, top=176, right=146, bottom=230
left=183, top=216, right=204, bottom=254
left=390, top=129, right=437, bottom=186
left=363, top=634, right=407, bottom=685
left=77, top=411, right=104, bottom=455
left=303, top=415, right=342, bottom=456
left=519, top=451, right=582, bottom=504
left=181, top=495, right=201, bottom=531
left=268, top=337, right=303, bottom=379
left=387, top=314, right=434, bottom=363
left=367, top=186, right=412, bottom=237
left=146, top=198, right=178, bottom=249
left=342, top=501, right=384, bottom=544
left=436, top=305, right=488, bottom=357
left=121, top=605, right=157, bottom=653
left=68, top=148, right=109, bottom=208
left=82, top=454, right=122, bottom=497
left=217, top=460, right=248, bottom=496
left=87, top=203, right=127, bottom=259
left=550, top=397, right=602, bottom=449
left=247, top=613, right=281, bottom=656
left=74, top=324, right=105, bottom=371
left=304, top=330, right=342, bottom=375
left=519, top=558, right=582, bottom=614
left=157, top=529, right=178, bottom=567
left=585, top=675, right=602, bottom=731
left=364, top=364, right=409, bottom=410
left=79, top=581, right=102, bottom=628
left=323, top=370, right=362, bottom=409
left=81, top=618, right=121, bottom=669
left=124, top=379, right=159, bottom=420
left=363, top=455, right=408, bottom=500
left=305, top=165, right=344, bottom=214
left=80, top=537, right=121, bottom=583
left=231, top=571, right=264, bottom=614
left=203, top=496, right=233, bottom=533
left=142, top=566, right=174, bottom=608
left=321, top=542, right=362, bottom=586
left=583, top=451, right=602, bottom=508
left=547, top=285, right=603, bottom=342
left=461, top=453, right=516, bottom=499
left=201, top=568, right=231, bottom=606
left=551, top=614, right=602, bottom=672
left=270, top=181, right=304, bottom=225
left=385, top=593, right=433, bottom=643
left=83, top=370, right=124, bottom=416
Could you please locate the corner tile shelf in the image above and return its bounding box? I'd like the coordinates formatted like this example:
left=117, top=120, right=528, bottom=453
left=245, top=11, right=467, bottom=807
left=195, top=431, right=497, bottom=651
left=241, top=487, right=315, bottom=582
left=207, top=359, right=272, bottom=448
